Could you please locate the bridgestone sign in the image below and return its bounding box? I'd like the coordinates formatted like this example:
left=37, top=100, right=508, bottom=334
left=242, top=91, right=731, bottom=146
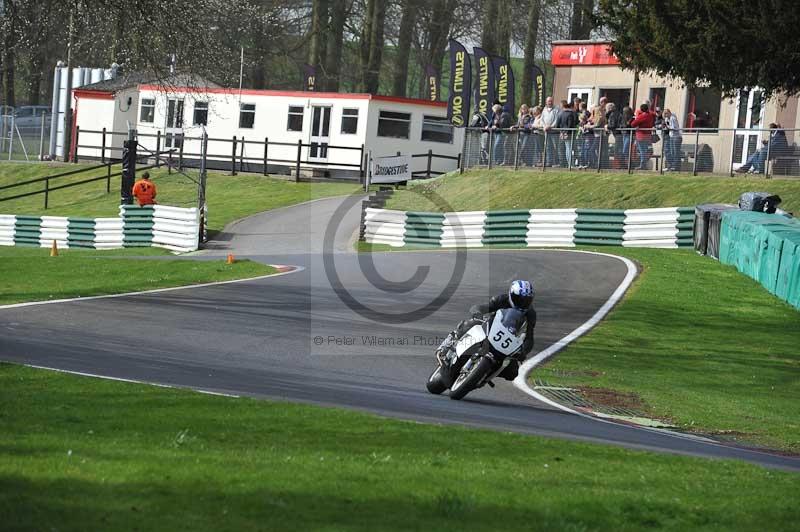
left=371, top=154, right=412, bottom=184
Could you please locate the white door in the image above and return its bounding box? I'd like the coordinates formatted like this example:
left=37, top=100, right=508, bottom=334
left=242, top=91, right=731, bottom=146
left=568, top=88, right=592, bottom=109
left=309, top=106, right=331, bottom=161
left=165, top=98, right=184, bottom=149
left=733, top=89, right=764, bottom=168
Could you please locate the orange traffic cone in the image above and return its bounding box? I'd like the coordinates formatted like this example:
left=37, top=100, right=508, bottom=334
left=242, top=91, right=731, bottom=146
left=226, top=253, right=235, bottom=264
left=50, top=240, right=59, bottom=257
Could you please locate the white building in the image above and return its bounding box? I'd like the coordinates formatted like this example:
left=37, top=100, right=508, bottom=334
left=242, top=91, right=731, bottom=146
left=72, top=76, right=462, bottom=179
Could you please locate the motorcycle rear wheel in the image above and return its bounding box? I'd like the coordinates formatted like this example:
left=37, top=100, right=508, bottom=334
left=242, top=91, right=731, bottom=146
left=449, top=356, right=493, bottom=400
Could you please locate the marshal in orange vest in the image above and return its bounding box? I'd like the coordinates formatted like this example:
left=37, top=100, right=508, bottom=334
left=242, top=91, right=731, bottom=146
left=131, top=172, right=157, bottom=206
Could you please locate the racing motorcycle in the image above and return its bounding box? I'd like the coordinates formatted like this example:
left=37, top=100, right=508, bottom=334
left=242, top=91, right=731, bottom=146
left=426, top=307, right=527, bottom=400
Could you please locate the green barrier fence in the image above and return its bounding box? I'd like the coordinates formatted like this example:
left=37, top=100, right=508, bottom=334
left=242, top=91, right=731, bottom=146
left=720, top=211, right=800, bottom=310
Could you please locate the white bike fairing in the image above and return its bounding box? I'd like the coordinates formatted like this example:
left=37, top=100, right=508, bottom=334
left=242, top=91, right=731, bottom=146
left=455, top=324, right=486, bottom=356
left=487, top=310, right=525, bottom=355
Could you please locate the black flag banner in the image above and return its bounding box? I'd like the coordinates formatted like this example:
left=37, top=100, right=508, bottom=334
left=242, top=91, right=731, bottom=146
left=531, top=65, right=545, bottom=107
left=473, top=47, right=492, bottom=117
left=446, top=39, right=471, bottom=127
left=424, top=64, right=440, bottom=102
left=491, top=55, right=513, bottom=113
left=302, top=64, right=316, bottom=91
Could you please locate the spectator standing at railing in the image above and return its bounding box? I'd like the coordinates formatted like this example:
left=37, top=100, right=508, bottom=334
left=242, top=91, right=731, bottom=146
left=541, top=97, right=559, bottom=166
left=491, top=103, right=513, bottom=165
left=470, top=109, right=490, bottom=164
left=579, top=111, right=596, bottom=169
left=630, top=103, right=657, bottom=170
left=131, top=171, right=157, bottom=206
left=604, top=103, right=622, bottom=168
left=620, top=106, right=634, bottom=166
left=530, top=106, right=545, bottom=166
left=514, top=104, right=533, bottom=166
left=555, top=100, right=578, bottom=167
left=662, top=109, right=682, bottom=171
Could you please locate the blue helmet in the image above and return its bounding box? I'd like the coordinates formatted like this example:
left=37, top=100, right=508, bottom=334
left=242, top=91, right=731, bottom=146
left=508, top=280, right=534, bottom=309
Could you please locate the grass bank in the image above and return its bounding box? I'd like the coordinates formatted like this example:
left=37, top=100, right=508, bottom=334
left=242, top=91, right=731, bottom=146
left=0, top=162, right=359, bottom=233
left=1, top=364, right=797, bottom=531
left=384, top=170, right=800, bottom=212
left=534, top=248, right=800, bottom=452
left=0, top=247, right=275, bottom=305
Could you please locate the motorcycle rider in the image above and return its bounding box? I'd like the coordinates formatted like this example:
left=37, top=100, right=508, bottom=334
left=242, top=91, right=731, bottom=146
left=437, top=280, right=536, bottom=381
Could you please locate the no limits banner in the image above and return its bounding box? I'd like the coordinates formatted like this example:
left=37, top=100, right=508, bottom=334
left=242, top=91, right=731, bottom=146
left=446, top=39, right=471, bottom=127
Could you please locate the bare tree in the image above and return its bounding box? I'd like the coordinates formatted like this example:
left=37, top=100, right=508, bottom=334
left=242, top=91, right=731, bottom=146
left=391, top=0, right=418, bottom=96
left=363, top=0, right=386, bottom=93
left=520, top=0, right=542, bottom=106
left=324, top=0, right=349, bottom=91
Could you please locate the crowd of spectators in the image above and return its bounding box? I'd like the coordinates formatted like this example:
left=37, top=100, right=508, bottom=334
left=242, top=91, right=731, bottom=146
left=472, top=96, right=685, bottom=171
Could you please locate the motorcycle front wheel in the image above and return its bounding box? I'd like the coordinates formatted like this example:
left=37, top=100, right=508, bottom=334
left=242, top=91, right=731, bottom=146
left=449, top=356, right=493, bottom=400
left=426, top=365, right=448, bottom=395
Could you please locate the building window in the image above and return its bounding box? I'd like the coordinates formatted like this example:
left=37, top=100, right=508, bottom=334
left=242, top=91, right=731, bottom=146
left=648, top=88, right=666, bottom=111
left=193, top=101, right=208, bottom=126
left=421, top=115, right=453, bottom=143
left=239, top=103, right=256, bottom=129
left=341, top=108, right=359, bottom=134
left=599, top=88, right=631, bottom=111
left=287, top=106, right=304, bottom=132
left=685, top=87, right=722, bottom=131
left=140, top=98, right=155, bottom=123
left=377, top=110, right=411, bottom=139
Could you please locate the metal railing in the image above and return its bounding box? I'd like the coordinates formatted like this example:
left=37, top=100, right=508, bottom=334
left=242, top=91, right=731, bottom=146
left=68, top=127, right=462, bottom=182
left=460, top=126, right=800, bottom=178
left=74, top=128, right=367, bottom=181
left=0, top=150, right=174, bottom=209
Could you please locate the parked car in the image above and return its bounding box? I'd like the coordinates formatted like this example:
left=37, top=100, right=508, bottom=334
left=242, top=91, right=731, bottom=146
left=1, top=105, right=51, bottom=131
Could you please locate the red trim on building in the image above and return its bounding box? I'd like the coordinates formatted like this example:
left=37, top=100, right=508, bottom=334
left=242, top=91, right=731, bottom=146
left=136, top=85, right=447, bottom=108
left=73, top=89, right=115, bottom=100
left=551, top=43, right=620, bottom=66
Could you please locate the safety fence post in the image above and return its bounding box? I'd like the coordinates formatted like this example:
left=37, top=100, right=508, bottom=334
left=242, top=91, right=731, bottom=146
left=231, top=136, right=238, bottom=176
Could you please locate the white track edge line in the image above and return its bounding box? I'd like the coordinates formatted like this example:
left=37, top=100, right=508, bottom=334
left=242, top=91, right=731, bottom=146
left=23, top=364, right=241, bottom=398
left=0, top=264, right=304, bottom=310
left=512, top=249, right=717, bottom=445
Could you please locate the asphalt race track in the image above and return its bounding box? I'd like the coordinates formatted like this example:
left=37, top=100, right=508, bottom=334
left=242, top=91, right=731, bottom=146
left=2, top=195, right=798, bottom=471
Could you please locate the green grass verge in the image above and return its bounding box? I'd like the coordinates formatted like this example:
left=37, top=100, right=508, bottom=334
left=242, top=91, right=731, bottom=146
left=0, top=246, right=275, bottom=305
left=0, top=162, right=359, bottom=233
left=384, top=170, right=800, bottom=212
left=0, top=364, right=797, bottom=531
left=533, top=248, right=800, bottom=453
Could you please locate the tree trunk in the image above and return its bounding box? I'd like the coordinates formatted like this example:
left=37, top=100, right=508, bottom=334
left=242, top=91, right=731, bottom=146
left=309, top=0, right=330, bottom=86
left=494, top=0, right=512, bottom=60
left=521, top=0, right=541, bottom=106
left=364, top=0, right=386, bottom=94
left=481, top=0, right=499, bottom=56
left=324, top=0, right=347, bottom=92
left=28, top=51, right=44, bottom=105
left=3, top=49, right=15, bottom=107
left=570, top=0, right=594, bottom=40
left=360, top=0, right=376, bottom=90
left=391, top=0, right=418, bottom=97
left=417, top=0, right=456, bottom=98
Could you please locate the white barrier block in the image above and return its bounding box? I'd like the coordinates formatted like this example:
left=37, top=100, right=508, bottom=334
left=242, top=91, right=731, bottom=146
left=622, top=239, right=678, bottom=248
left=0, top=215, right=17, bottom=225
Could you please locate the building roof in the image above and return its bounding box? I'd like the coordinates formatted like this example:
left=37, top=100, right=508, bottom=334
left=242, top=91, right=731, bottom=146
left=136, top=85, right=447, bottom=108
left=79, top=72, right=221, bottom=94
